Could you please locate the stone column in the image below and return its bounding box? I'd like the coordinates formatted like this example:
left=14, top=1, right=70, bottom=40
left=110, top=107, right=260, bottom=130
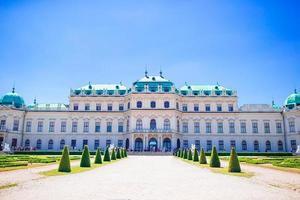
left=131, top=134, right=134, bottom=150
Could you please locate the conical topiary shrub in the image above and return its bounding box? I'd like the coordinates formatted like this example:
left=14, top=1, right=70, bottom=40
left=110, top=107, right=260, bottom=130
left=120, top=148, right=124, bottom=158
left=80, top=145, right=91, bottom=167
left=124, top=149, right=127, bottom=157
left=228, top=148, right=241, bottom=172
left=103, top=147, right=111, bottom=162
left=181, top=149, right=184, bottom=158
left=116, top=148, right=121, bottom=159
left=58, top=145, right=71, bottom=172
left=183, top=149, right=188, bottom=159
left=94, top=148, right=103, bottom=164
left=178, top=149, right=181, bottom=157
left=111, top=148, right=116, bottom=160
left=188, top=149, right=193, bottom=160
left=199, top=148, right=207, bottom=164
left=209, top=146, right=220, bottom=168
left=193, top=149, right=199, bottom=162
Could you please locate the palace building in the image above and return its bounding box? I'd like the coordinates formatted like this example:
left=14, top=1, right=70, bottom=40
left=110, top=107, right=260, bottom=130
left=0, top=71, right=299, bottom=152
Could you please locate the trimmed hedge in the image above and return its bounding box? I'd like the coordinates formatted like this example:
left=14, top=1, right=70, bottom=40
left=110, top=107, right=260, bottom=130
left=193, top=149, right=199, bottom=162
left=228, top=148, right=241, bottom=172
left=209, top=146, right=220, bottom=168
left=116, top=148, right=121, bottom=159
left=80, top=145, right=91, bottom=167
left=124, top=149, right=128, bottom=157
left=14, top=151, right=104, bottom=155
left=111, top=148, right=116, bottom=160
left=94, top=148, right=103, bottom=164
left=58, top=145, right=71, bottom=172
left=199, top=148, right=207, bottom=164
left=188, top=149, right=193, bottom=160
left=183, top=149, right=188, bottom=159
left=103, top=147, right=111, bottom=162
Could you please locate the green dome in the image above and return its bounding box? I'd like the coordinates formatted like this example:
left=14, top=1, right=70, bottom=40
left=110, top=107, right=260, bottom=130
left=1, top=88, right=25, bottom=108
left=284, top=90, right=300, bottom=108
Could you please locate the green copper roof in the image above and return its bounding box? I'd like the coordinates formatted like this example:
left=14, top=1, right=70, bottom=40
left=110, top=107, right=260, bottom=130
left=179, top=84, right=234, bottom=96
left=285, top=90, right=300, bottom=106
left=0, top=88, right=25, bottom=108
left=136, top=75, right=172, bottom=83
left=78, top=84, right=127, bottom=91
left=27, top=103, right=68, bottom=111
left=180, top=85, right=228, bottom=91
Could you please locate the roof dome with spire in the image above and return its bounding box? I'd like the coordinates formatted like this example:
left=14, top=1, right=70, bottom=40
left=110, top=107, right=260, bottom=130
left=285, top=89, right=300, bottom=109
left=0, top=87, right=25, bottom=108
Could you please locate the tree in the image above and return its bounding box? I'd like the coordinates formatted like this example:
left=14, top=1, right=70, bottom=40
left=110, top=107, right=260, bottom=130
left=111, top=148, right=116, bottom=160
left=94, top=148, right=103, bottom=164
left=103, top=146, right=111, bottom=162
left=80, top=145, right=91, bottom=167
left=116, top=148, right=121, bottom=159
left=228, top=148, right=241, bottom=172
left=199, top=148, right=207, bottom=164
left=193, top=149, right=199, bottom=162
left=58, top=145, right=71, bottom=172
left=183, top=149, right=188, bottom=159
left=209, top=146, right=220, bottom=168
left=188, top=149, right=193, bottom=160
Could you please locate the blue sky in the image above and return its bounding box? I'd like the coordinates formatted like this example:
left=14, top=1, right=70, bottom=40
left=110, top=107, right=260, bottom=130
left=0, top=0, right=299, bottom=106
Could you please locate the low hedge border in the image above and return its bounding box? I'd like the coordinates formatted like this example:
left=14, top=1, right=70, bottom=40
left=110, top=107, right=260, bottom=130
left=14, top=151, right=104, bottom=155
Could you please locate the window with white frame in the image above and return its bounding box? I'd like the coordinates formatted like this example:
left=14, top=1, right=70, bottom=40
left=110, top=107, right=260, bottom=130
left=242, top=140, right=247, bottom=151
left=182, top=104, right=188, bottom=112
left=291, top=140, right=297, bottom=151
left=217, top=104, right=222, bottom=112
left=73, top=103, right=79, bottom=111
left=26, top=121, right=32, bottom=132
left=119, top=104, right=124, bottom=111
left=96, top=103, right=101, bottom=111
left=107, top=104, right=113, bottom=111
left=83, top=121, right=89, bottom=132
left=195, top=140, right=200, bottom=150
left=118, top=122, right=124, bottom=132
left=136, top=119, right=143, bottom=130
left=217, top=122, right=223, bottom=133
left=85, top=103, right=90, bottom=111
left=61, top=121, right=66, bottom=132
left=205, top=104, right=211, bottom=112
left=37, top=121, right=43, bottom=132
left=264, top=122, right=270, bottom=133
left=107, top=122, right=112, bottom=132
left=289, top=121, right=295, bottom=133
left=13, top=119, right=19, bottom=131
left=194, top=104, right=199, bottom=112
left=240, top=122, right=247, bottom=133
left=182, top=122, right=188, bottom=133
left=218, top=140, right=224, bottom=151
left=49, top=121, right=55, bottom=132
left=229, top=122, right=235, bottom=133
left=230, top=140, right=236, bottom=149
left=206, top=122, right=211, bottom=133
left=72, top=121, right=78, bottom=133
left=228, top=104, right=234, bottom=112
left=183, top=140, right=188, bottom=148
left=163, top=119, right=170, bottom=130
left=0, top=120, right=6, bottom=130
left=194, top=122, right=200, bottom=133
left=94, top=139, right=99, bottom=150
left=95, top=121, right=101, bottom=132
left=252, top=122, right=258, bottom=133
left=276, top=122, right=282, bottom=133
left=207, top=140, right=212, bottom=151
left=118, top=140, right=123, bottom=147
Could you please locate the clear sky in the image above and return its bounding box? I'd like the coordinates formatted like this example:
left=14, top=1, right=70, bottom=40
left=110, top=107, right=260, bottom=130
left=0, top=0, right=299, bottom=106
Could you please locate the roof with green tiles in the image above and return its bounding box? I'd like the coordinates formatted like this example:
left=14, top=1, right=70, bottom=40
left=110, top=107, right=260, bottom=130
left=27, top=103, right=68, bottom=111
left=0, top=88, right=25, bottom=108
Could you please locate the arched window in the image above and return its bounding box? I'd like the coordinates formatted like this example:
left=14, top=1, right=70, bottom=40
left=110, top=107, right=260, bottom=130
left=164, top=101, right=170, bottom=108
left=150, top=101, right=156, bottom=108
left=136, top=119, right=143, bottom=130
left=137, top=101, right=142, bottom=108
left=60, top=139, right=65, bottom=150
left=254, top=140, right=259, bottom=151
left=127, top=102, right=130, bottom=109
left=25, top=139, right=30, bottom=147
left=36, top=139, right=42, bottom=150
left=48, top=139, right=54, bottom=150
left=266, top=140, right=271, bottom=151
left=242, top=140, right=247, bottom=151
left=150, top=119, right=156, bottom=130
left=163, top=119, right=170, bottom=130
left=278, top=140, right=283, bottom=151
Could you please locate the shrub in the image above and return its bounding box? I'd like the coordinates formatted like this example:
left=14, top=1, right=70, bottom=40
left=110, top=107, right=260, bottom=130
left=124, top=149, right=128, bottom=157
left=228, top=148, right=241, bottom=172
left=177, top=149, right=181, bottom=157
left=183, top=149, right=188, bottom=159
left=103, top=147, right=111, bottom=162
left=188, top=149, right=193, bottom=160
left=94, top=148, right=103, bottom=164
left=111, top=148, right=116, bottom=160
left=116, top=148, right=121, bottom=159
left=80, top=145, right=91, bottom=167
left=58, top=145, right=71, bottom=172
left=181, top=149, right=184, bottom=158
left=199, top=148, right=207, bottom=164
left=193, top=149, right=199, bottom=162
left=120, top=148, right=124, bottom=158
left=209, top=146, right=220, bottom=168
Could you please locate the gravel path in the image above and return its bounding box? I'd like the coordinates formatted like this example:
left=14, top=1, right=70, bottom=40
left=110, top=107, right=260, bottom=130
left=1, top=156, right=300, bottom=200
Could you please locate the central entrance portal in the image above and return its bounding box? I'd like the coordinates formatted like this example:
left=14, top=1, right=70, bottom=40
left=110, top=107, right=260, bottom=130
left=148, top=138, right=158, bottom=151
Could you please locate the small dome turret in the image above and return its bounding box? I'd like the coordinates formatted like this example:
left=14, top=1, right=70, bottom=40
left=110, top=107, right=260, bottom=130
left=284, top=89, right=300, bottom=109
left=0, top=87, right=25, bottom=108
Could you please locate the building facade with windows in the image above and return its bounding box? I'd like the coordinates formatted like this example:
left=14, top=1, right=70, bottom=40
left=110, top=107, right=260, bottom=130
left=0, top=72, right=300, bottom=152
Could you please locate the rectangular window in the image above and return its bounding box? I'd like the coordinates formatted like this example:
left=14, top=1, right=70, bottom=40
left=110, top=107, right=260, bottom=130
left=107, top=104, right=113, bottom=111
left=182, top=122, right=188, bottom=133
left=229, top=122, right=235, bottom=133
left=183, top=140, right=188, bottom=148
left=94, top=139, right=99, bottom=150
left=276, top=122, right=282, bottom=133
left=252, top=122, right=258, bottom=133
left=26, top=121, right=32, bottom=132
left=72, top=121, right=78, bottom=133
left=96, top=103, right=101, bottom=111
left=195, top=140, right=200, bottom=150
left=85, top=104, right=90, bottom=111
left=207, top=140, right=212, bottom=151
left=205, top=104, right=211, bottom=112
left=218, top=140, right=224, bottom=151
left=95, top=122, right=101, bottom=133
left=37, top=121, right=43, bottom=132
left=217, top=122, right=223, bottom=133
left=0, top=120, right=6, bottom=131
left=83, top=122, right=89, bottom=133
left=194, top=122, right=200, bottom=133
left=194, top=104, right=199, bottom=112
left=118, top=122, right=124, bottom=132
left=71, top=139, right=76, bottom=149
left=107, top=122, right=112, bottom=132
left=206, top=122, right=211, bottom=133
left=82, top=139, right=88, bottom=149
left=240, top=122, right=247, bottom=133
left=13, top=120, right=19, bottom=131
left=182, top=104, right=188, bottom=112
left=217, top=104, right=222, bottom=112
left=289, top=121, right=295, bottom=133
left=228, top=104, right=234, bottom=112
left=230, top=140, right=236, bottom=149
left=49, top=121, right=55, bottom=132
left=118, top=140, right=123, bottom=147
left=291, top=140, right=297, bottom=152
left=264, top=122, right=270, bottom=133
left=73, top=103, right=79, bottom=111
left=119, top=104, right=124, bottom=111
left=106, top=139, right=111, bottom=147
left=61, top=121, right=66, bottom=132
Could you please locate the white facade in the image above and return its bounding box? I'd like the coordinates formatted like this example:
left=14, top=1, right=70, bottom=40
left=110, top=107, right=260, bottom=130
left=0, top=73, right=299, bottom=152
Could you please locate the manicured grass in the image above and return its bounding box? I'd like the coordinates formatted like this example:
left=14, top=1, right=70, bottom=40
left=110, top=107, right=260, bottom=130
left=0, top=183, right=18, bottom=190
left=178, top=157, right=254, bottom=178
left=40, top=160, right=119, bottom=176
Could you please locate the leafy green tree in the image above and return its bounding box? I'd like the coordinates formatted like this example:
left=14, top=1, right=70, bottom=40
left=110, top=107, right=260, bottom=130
left=94, top=148, right=103, bottom=164
left=193, top=149, right=199, bottom=162
left=111, top=148, right=116, bottom=160
left=116, top=148, right=121, bottom=159
left=209, top=146, right=220, bottom=168
left=183, top=149, right=188, bottom=159
left=199, top=148, right=207, bottom=164
left=103, top=146, right=111, bottom=162
left=80, top=145, right=91, bottom=167
left=188, top=149, right=193, bottom=160
left=228, top=148, right=241, bottom=172
left=58, top=145, right=71, bottom=172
